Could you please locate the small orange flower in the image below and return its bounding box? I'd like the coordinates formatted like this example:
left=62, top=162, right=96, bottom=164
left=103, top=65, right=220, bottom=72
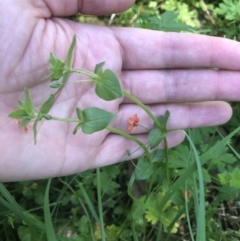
left=128, top=114, right=140, bottom=133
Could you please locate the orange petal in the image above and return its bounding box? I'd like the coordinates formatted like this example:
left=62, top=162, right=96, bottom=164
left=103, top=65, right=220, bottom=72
left=128, top=118, right=134, bottom=125
left=128, top=125, right=135, bottom=132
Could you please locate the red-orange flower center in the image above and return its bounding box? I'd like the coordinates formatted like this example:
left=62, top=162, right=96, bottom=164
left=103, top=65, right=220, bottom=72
left=128, top=114, right=140, bottom=133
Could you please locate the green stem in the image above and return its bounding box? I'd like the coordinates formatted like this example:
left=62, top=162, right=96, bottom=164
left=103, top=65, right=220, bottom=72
left=71, top=68, right=98, bottom=79
left=97, top=168, right=105, bottom=241
left=53, top=71, right=71, bottom=96
left=163, top=138, right=170, bottom=184
left=44, top=114, right=152, bottom=163
left=122, top=90, right=163, bottom=131
left=106, top=126, right=152, bottom=163
left=63, top=79, right=92, bottom=85
left=50, top=116, right=79, bottom=123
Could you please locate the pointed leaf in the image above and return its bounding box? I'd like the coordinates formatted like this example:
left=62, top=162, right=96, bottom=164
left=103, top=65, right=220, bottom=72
left=8, top=109, right=28, bottom=119
left=48, top=53, right=65, bottom=80
left=156, top=110, right=170, bottom=130
left=24, top=88, right=34, bottom=116
left=148, top=128, right=163, bottom=149
left=40, top=95, right=55, bottom=114
left=18, top=100, right=25, bottom=109
left=82, top=107, right=116, bottom=134
left=94, top=62, right=105, bottom=75
left=95, top=70, right=122, bottom=101
left=66, top=35, right=76, bottom=68
left=73, top=123, right=83, bottom=135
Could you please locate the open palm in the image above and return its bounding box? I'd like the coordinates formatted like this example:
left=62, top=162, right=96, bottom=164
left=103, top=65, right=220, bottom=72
left=1, top=0, right=240, bottom=181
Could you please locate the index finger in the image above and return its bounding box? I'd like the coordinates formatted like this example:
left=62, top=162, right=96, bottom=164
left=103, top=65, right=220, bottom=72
left=113, top=28, right=240, bottom=70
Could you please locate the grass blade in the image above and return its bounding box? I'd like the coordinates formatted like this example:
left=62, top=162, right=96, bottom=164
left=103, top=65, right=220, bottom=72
left=78, top=182, right=100, bottom=223
left=158, top=126, right=240, bottom=214
left=44, top=179, right=57, bottom=241
left=0, top=183, right=45, bottom=230
left=97, top=168, right=106, bottom=241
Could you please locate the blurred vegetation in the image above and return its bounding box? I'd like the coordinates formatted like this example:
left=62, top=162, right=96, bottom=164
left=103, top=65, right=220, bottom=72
left=2, top=1, right=240, bottom=241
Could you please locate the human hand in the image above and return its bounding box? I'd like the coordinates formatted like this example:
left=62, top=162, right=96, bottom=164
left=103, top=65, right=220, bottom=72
left=1, top=0, right=240, bottom=181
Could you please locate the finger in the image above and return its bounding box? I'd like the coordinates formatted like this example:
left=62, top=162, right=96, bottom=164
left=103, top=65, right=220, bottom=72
left=114, top=101, right=232, bottom=133
left=113, top=28, right=240, bottom=70
left=121, top=70, right=240, bottom=104
left=95, top=131, right=185, bottom=167
left=39, top=0, right=135, bottom=17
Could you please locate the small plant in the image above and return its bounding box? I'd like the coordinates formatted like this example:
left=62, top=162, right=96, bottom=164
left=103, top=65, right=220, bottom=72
left=8, top=35, right=170, bottom=154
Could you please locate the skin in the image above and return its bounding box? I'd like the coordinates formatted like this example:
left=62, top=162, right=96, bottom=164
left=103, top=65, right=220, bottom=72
left=1, top=0, right=240, bottom=181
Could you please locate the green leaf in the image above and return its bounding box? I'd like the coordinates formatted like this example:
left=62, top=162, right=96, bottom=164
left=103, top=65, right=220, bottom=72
left=148, top=128, right=163, bottom=150
left=39, top=95, right=55, bottom=115
left=18, top=100, right=25, bottom=109
left=76, top=108, right=84, bottom=122
left=95, top=69, right=123, bottom=101
left=8, top=109, right=28, bottom=119
left=151, top=150, right=165, bottom=163
left=156, top=110, right=170, bottom=130
left=134, top=157, right=154, bottom=180
left=79, top=216, right=89, bottom=234
left=81, top=107, right=116, bottom=134
left=18, top=226, right=45, bottom=241
left=136, top=11, right=195, bottom=33
left=94, top=62, right=105, bottom=75
left=217, top=185, right=239, bottom=201
left=19, top=117, right=32, bottom=127
left=218, top=172, right=231, bottom=185
left=66, top=35, right=76, bottom=68
left=48, top=53, right=65, bottom=80
left=93, top=170, right=120, bottom=195
left=170, top=189, right=185, bottom=206
left=24, top=88, right=34, bottom=116
left=9, top=89, right=35, bottom=120
left=219, top=168, right=240, bottom=188
left=49, top=81, right=62, bottom=88
left=230, top=169, right=240, bottom=188
left=73, top=123, right=83, bottom=135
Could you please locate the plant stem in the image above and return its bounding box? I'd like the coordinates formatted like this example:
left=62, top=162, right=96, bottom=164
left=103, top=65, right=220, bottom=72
left=65, top=79, right=92, bottom=84
left=122, top=90, right=163, bottom=131
left=44, top=114, right=153, bottom=163
left=163, top=138, right=170, bottom=184
left=71, top=68, right=98, bottom=79
left=50, top=116, right=79, bottom=123
left=97, top=168, right=105, bottom=241
left=106, top=126, right=152, bottom=163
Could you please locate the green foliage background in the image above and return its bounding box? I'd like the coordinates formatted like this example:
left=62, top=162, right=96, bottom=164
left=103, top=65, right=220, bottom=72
left=2, top=1, right=240, bottom=241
